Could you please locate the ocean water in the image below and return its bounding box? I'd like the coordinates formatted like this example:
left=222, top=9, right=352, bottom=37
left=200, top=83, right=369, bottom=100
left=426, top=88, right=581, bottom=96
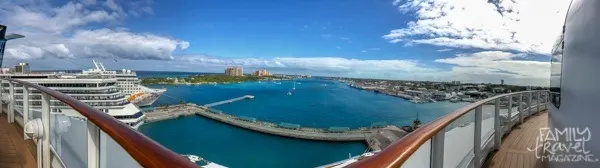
left=138, top=78, right=469, bottom=168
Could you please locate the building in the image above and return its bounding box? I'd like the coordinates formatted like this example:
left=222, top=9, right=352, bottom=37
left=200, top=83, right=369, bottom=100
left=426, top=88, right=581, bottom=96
left=225, top=66, right=243, bottom=76
left=14, top=62, right=29, bottom=73
left=451, top=80, right=461, bottom=85
left=252, top=69, right=272, bottom=76
left=0, top=68, right=11, bottom=74
left=501, top=79, right=504, bottom=85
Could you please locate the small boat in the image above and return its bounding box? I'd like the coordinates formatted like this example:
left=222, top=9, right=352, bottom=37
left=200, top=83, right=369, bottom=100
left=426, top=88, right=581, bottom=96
left=449, top=97, right=460, bottom=103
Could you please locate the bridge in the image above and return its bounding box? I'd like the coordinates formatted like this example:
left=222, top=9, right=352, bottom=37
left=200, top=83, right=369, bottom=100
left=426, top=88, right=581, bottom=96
left=204, top=95, right=255, bottom=107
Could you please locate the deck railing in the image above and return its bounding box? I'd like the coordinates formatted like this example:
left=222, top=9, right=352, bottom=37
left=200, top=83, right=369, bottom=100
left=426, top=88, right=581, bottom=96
left=347, top=90, right=549, bottom=168
left=0, top=78, right=198, bottom=168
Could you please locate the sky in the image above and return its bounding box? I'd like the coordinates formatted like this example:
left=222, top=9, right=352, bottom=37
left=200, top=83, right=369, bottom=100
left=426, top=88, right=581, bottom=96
left=0, top=0, right=570, bottom=86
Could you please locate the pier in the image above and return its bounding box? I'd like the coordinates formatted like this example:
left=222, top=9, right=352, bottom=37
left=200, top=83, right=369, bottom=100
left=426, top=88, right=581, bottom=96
left=144, top=103, right=407, bottom=150
left=204, top=95, right=255, bottom=107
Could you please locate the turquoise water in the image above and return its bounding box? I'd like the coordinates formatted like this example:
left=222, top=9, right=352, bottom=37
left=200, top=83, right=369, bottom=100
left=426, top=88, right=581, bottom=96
left=139, top=79, right=469, bottom=168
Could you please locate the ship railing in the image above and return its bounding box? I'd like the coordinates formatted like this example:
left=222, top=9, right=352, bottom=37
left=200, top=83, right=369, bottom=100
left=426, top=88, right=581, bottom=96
left=0, top=78, right=198, bottom=168
left=347, top=90, right=549, bottom=168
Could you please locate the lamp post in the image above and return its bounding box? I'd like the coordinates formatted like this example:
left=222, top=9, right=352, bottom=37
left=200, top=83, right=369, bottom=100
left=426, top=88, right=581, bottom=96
left=0, top=24, right=25, bottom=68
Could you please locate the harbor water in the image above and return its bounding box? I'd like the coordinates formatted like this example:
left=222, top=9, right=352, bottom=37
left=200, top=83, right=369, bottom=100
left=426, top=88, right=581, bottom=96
left=138, top=77, right=469, bottom=168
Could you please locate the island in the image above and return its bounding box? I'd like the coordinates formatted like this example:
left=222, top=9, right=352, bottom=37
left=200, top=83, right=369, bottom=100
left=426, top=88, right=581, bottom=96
left=140, top=74, right=285, bottom=85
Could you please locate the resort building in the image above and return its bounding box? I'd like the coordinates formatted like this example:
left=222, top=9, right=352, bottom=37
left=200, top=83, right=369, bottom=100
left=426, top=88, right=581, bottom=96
left=14, top=62, right=29, bottom=73
left=252, top=69, right=272, bottom=76
left=225, top=66, right=244, bottom=76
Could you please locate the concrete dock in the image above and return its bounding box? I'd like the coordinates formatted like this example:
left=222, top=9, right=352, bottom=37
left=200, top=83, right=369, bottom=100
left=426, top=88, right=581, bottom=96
left=204, top=95, right=254, bottom=107
left=144, top=103, right=405, bottom=150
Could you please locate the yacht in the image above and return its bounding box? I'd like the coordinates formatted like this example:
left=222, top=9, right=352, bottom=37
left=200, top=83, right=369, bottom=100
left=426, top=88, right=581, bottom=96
left=85, top=60, right=166, bottom=107
left=0, top=66, right=146, bottom=129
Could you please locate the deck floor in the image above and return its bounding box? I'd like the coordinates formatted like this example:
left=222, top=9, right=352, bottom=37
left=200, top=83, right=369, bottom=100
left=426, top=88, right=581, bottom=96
left=0, top=115, right=36, bottom=168
left=486, top=112, right=548, bottom=168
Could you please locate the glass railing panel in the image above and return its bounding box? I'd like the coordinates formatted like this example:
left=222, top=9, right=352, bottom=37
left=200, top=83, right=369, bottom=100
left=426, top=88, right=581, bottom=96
left=443, top=109, right=474, bottom=168
left=48, top=111, right=88, bottom=168
left=480, top=101, right=495, bottom=147
left=400, top=139, right=431, bottom=168
left=100, top=129, right=141, bottom=168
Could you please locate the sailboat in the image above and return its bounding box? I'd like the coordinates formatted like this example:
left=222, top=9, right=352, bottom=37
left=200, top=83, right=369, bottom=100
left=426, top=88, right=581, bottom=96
left=292, top=79, right=296, bottom=90
left=287, top=89, right=292, bottom=95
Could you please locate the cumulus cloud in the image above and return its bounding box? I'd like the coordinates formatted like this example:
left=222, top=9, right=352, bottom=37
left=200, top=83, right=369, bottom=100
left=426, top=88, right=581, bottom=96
left=434, top=51, right=550, bottom=86
left=386, top=0, right=570, bottom=55
left=437, top=48, right=452, bottom=52
left=69, top=28, right=189, bottom=60
left=0, top=0, right=187, bottom=61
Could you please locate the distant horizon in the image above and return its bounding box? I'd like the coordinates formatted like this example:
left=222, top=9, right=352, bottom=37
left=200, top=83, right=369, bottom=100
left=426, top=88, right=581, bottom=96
left=26, top=68, right=547, bottom=87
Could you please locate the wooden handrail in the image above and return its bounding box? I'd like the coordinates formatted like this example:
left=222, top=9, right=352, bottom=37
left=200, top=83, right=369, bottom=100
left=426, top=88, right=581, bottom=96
left=346, top=90, right=543, bottom=168
left=4, top=79, right=198, bottom=168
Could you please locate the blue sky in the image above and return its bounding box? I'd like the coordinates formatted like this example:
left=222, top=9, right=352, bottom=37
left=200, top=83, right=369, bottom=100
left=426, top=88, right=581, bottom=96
left=0, top=0, right=569, bottom=86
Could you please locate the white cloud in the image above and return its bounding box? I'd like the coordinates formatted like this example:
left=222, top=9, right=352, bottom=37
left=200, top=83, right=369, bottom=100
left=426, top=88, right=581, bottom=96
left=386, top=0, right=570, bottom=55
left=1, top=0, right=187, bottom=61
left=321, top=34, right=333, bottom=39
left=434, top=51, right=550, bottom=86
left=437, top=48, right=452, bottom=52
left=68, top=28, right=189, bottom=60
left=172, top=55, right=437, bottom=77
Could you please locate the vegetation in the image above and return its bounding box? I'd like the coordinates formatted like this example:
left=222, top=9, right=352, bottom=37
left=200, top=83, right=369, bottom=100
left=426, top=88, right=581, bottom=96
left=141, top=74, right=279, bottom=85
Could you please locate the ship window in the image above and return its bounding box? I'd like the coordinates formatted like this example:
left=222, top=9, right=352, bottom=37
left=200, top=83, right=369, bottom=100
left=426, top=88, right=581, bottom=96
left=550, top=33, right=563, bottom=109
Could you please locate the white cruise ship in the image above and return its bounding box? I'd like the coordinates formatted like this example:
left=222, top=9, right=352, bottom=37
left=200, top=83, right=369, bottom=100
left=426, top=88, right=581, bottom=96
left=86, top=60, right=166, bottom=107
left=0, top=69, right=146, bottom=129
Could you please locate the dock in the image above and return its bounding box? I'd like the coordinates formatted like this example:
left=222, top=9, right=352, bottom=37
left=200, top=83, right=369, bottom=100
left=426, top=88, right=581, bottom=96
left=144, top=103, right=407, bottom=150
left=204, top=95, right=254, bottom=107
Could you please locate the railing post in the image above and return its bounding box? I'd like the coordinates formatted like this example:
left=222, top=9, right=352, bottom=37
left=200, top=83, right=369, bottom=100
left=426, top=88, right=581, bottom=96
left=41, top=93, right=51, bottom=168
left=23, top=86, right=29, bottom=139
left=527, top=92, right=532, bottom=117
left=474, top=105, right=483, bottom=168
left=494, top=99, right=501, bottom=151
left=518, top=93, right=523, bottom=124
left=431, top=131, right=445, bottom=168
left=8, top=82, right=14, bottom=123
left=507, top=95, right=512, bottom=131
left=536, top=91, right=541, bottom=113
left=87, top=120, right=100, bottom=168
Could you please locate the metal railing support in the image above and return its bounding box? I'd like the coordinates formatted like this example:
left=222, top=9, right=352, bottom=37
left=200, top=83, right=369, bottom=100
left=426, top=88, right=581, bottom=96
left=518, top=93, right=523, bottom=124
left=431, top=131, right=445, bottom=168
left=507, top=96, right=513, bottom=131
left=41, top=93, right=51, bottom=168
left=527, top=92, right=532, bottom=117
left=494, top=99, right=501, bottom=150
left=8, top=82, right=14, bottom=123
left=87, top=121, right=100, bottom=168
left=474, top=105, right=483, bottom=168
left=23, top=86, right=29, bottom=139
left=536, top=92, right=541, bottom=113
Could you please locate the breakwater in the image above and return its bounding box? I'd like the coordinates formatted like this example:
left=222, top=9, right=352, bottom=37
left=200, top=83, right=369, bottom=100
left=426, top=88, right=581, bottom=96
left=144, top=103, right=407, bottom=150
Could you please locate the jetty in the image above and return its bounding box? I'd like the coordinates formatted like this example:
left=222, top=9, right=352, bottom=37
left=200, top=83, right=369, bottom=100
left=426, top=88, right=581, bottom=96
left=204, top=95, right=255, bottom=107
left=144, top=103, right=408, bottom=150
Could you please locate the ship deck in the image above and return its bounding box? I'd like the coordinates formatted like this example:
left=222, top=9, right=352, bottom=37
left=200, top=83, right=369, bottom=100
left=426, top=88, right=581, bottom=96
left=485, top=111, right=547, bottom=168
left=0, top=115, right=36, bottom=168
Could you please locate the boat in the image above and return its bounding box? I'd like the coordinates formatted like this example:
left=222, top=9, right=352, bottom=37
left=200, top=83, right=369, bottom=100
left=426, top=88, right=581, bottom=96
left=449, top=97, right=460, bottom=103
left=287, top=89, right=292, bottom=95
left=0, top=63, right=146, bottom=129
left=292, top=79, right=296, bottom=90
left=86, top=60, right=166, bottom=107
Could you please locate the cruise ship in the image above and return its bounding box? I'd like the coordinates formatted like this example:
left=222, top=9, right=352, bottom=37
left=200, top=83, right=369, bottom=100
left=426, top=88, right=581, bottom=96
left=0, top=68, right=146, bottom=129
left=86, top=60, right=166, bottom=107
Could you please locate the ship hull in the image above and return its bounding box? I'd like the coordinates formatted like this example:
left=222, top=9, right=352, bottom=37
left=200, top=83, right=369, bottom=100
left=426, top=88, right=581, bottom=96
left=130, top=85, right=166, bottom=107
